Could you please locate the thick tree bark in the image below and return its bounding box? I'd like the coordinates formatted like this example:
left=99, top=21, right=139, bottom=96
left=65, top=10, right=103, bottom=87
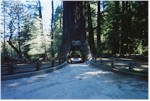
left=60, top=1, right=90, bottom=61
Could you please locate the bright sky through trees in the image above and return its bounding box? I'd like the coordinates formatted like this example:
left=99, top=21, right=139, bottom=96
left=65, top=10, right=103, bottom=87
left=0, top=0, right=61, bottom=34
left=41, top=0, right=61, bottom=33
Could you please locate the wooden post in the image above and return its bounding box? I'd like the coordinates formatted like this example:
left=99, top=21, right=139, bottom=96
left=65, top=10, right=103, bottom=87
left=8, top=62, right=13, bottom=74
left=129, top=61, right=132, bottom=70
left=111, top=57, right=115, bottom=68
left=36, top=58, right=42, bottom=71
left=51, top=57, right=54, bottom=67
left=94, top=54, right=97, bottom=62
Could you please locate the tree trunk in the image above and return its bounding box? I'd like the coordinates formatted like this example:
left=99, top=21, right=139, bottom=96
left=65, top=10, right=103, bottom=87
left=8, top=19, right=23, bottom=62
left=127, top=2, right=131, bottom=56
left=1, top=0, right=8, bottom=63
left=3, top=4, right=6, bottom=63
left=60, top=1, right=90, bottom=61
left=112, top=1, right=119, bottom=54
left=87, top=2, right=96, bottom=56
left=38, top=0, right=42, bottom=18
left=97, top=1, right=101, bottom=56
left=7, top=40, right=23, bottom=61
left=51, top=0, right=54, bottom=66
left=58, top=2, right=63, bottom=63
left=18, top=15, right=22, bottom=62
left=120, top=1, right=125, bottom=55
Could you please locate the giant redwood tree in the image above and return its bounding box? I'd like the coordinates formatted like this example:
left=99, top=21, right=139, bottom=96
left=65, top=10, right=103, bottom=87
left=60, top=1, right=90, bottom=61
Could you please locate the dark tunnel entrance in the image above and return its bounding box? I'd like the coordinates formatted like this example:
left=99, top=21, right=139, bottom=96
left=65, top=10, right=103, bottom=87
left=68, top=40, right=84, bottom=63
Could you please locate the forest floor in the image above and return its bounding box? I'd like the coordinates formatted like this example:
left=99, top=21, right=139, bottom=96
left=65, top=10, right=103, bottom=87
left=1, top=63, right=148, bottom=99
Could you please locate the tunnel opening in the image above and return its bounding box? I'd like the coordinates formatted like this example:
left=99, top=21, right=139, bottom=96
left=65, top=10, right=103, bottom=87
left=68, top=40, right=84, bottom=63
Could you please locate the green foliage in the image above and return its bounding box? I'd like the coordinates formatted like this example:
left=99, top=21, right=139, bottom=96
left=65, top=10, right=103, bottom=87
left=1, top=1, right=148, bottom=64
left=1, top=0, right=51, bottom=62
left=98, top=1, right=148, bottom=55
left=53, top=5, right=63, bottom=58
left=24, top=10, right=50, bottom=60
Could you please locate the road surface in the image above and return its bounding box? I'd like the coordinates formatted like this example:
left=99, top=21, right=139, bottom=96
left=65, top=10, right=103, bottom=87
left=1, top=63, right=148, bottom=99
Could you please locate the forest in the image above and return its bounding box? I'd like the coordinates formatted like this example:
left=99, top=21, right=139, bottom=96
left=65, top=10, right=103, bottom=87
left=1, top=0, right=148, bottom=64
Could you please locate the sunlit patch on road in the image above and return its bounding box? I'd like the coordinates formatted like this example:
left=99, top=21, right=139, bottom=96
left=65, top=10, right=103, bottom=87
left=8, top=83, right=19, bottom=87
left=84, top=71, right=112, bottom=75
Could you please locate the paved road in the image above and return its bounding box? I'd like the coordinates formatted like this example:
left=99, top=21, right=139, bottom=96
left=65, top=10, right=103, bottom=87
left=1, top=63, right=148, bottom=99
